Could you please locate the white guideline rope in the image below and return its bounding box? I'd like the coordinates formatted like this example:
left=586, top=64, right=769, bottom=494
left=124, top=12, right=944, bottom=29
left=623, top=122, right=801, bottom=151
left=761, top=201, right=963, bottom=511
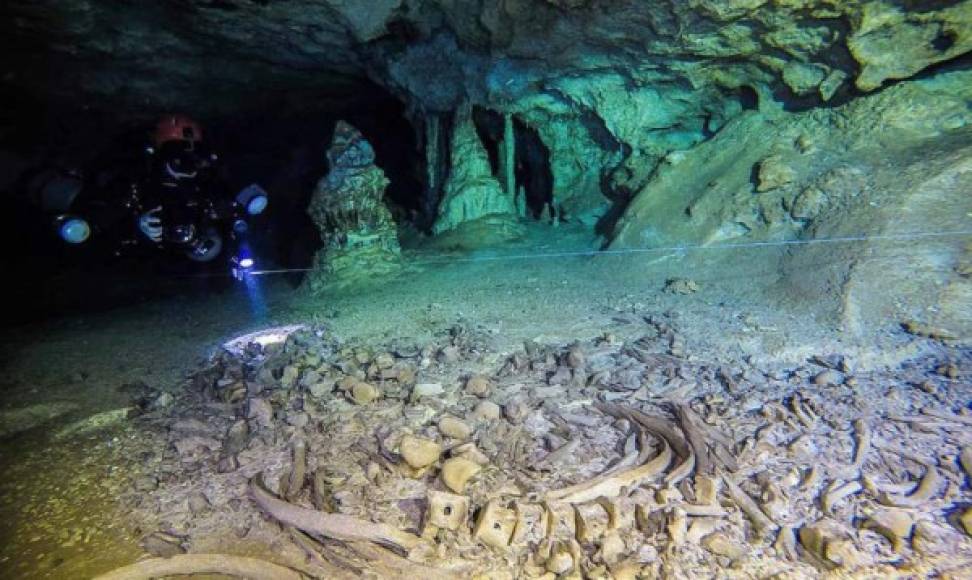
left=245, top=228, right=972, bottom=275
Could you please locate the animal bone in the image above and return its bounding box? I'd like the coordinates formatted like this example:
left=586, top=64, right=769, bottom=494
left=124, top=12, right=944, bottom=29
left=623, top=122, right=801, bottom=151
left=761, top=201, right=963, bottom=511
left=790, top=394, right=817, bottom=429
left=598, top=530, right=626, bottom=565
left=92, top=554, right=305, bottom=580
left=545, top=541, right=575, bottom=574
left=400, top=435, right=442, bottom=469
left=575, top=502, right=611, bottom=543
left=686, top=517, right=725, bottom=543
left=597, top=496, right=637, bottom=531
left=667, top=507, right=688, bottom=548
left=720, top=471, right=779, bottom=535
left=959, top=446, right=972, bottom=480
left=249, top=473, right=422, bottom=553
left=441, top=457, right=482, bottom=493
left=862, top=509, right=914, bottom=552
left=694, top=475, right=721, bottom=506
left=701, top=531, right=745, bottom=560
left=595, top=403, right=695, bottom=485
left=775, top=526, right=800, bottom=561
left=281, top=438, right=307, bottom=502
left=545, top=501, right=577, bottom=541
left=427, top=490, right=469, bottom=531
left=802, top=465, right=821, bottom=490
left=799, top=520, right=865, bottom=570
left=512, top=502, right=548, bottom=548
left=676, top=403, right=737, bottom=475
left=546, top=430, right=672, bottom=504
left=960, top=507, right=972, bottom=536
left=920, top=408, right=972, bottom=426
left=473, top=500, right=516, bottom=549
left=821, top=480, right=862, bottom=514
left=879, top=466, right=943, bottom=507
left=851, top=419, right=870, bottom=473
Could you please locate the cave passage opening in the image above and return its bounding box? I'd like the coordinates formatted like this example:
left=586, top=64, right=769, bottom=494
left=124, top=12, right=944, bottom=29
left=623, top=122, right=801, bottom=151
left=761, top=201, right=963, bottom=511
left=0, top=78, right=424, bottom=322
left=471, top=106, right=554, bottom=219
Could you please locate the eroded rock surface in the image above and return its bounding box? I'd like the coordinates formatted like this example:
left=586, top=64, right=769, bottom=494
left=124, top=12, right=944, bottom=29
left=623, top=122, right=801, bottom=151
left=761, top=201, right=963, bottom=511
left=306, top=121, right=401, bottom=290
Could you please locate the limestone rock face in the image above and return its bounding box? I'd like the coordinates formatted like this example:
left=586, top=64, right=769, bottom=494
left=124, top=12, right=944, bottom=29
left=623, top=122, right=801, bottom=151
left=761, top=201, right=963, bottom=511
left=306, top=121, right=400, bottom=290
left=433, top=106, right=516, bottom=235
left=610, top=69, right=972, bottom=340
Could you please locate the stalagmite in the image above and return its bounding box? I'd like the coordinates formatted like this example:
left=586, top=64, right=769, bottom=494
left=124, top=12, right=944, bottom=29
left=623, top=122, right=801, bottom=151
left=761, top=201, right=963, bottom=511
left=305, top=121, right=401, bottom=289
left=432, top=104, right=516, bottom=234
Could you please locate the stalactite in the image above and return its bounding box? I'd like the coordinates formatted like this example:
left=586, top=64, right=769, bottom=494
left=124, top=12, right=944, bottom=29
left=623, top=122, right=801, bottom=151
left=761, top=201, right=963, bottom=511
left=425, top=114, right=441, bottom=223
left=502, top=112, right=515, bottom=198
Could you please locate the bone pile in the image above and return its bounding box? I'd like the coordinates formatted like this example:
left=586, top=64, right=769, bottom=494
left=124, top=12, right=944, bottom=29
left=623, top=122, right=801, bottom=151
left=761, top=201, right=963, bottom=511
left=104, top=318, right=972, bottom=579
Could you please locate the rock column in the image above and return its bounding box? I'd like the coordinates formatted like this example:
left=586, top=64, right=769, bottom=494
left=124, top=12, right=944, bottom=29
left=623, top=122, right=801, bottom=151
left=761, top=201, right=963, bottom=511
left=432, top=104, right=516, bottom=234
left=305, top=121, right=400, bottom=290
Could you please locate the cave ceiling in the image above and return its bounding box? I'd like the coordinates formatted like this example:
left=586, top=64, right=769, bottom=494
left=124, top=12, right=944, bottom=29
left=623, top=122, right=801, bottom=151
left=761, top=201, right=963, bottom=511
left=1, top=0, right=968, bottom=120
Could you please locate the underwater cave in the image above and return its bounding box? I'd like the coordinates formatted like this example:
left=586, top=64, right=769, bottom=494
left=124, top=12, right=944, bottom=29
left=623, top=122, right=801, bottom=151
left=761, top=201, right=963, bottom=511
left=1, top=1, right=971, bottom=578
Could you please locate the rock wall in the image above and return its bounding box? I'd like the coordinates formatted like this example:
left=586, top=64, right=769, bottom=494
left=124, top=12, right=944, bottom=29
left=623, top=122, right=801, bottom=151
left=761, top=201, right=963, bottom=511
left=610, top=69, right=972, bottom=339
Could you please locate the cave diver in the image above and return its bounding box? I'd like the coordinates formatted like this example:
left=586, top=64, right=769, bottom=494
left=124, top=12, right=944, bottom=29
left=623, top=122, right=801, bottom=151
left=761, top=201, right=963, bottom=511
left=45, top=114, right=268, bottom=275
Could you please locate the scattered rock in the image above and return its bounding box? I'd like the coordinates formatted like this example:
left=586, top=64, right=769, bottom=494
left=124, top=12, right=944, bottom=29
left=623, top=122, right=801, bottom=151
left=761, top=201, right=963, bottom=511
left=411, top=382, right=444, bottom=401
left=139, top=532, right=185, bottom=558
left=247, top=398, right=273, bottom=427
left=791, top=186, right=828, bottom=220
left=702, top=532, right=744, bottom=560
left=504, top=398, right=531, bottom=424
left=812, top=370, right=841, bottom=386
left=374, top=352, right=395, bottom=369
left=464, top=374, right=492, bottom=398
left=782, top=61, right=827, bottom=96
left=173, top=435, right=221, bottom=456
left=224, top=420, right=249, bottom=455
left=756, top=155, right=796, bottom=192
left=438, top=346, right=461, bottom=364
left=134, top=476, right=159, bottom=492
left=566, top=345, right=586, bottom=369
left=217, top=455, right=239, bottom=473
left=470, top=400, right=501, bottom=422
left=152, top=392, right=175, bottom=410
left=350, top=381, right=380, bottom=405
left=663, top=278, right=699, bottom=295
left=187, top=491, right=212, bottom=516
left=280, top=365, right=299, bottom=388
left=438, top=415, right=473, bottom=440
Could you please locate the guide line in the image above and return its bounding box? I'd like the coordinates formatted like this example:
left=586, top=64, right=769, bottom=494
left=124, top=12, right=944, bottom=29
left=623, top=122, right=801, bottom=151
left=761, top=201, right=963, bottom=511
left=244, top=229, right=972, bottom=276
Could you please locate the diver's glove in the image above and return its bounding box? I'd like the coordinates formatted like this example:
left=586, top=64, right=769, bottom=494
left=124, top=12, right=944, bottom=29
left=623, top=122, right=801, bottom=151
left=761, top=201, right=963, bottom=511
left=138, top=206, right=163, bottom=242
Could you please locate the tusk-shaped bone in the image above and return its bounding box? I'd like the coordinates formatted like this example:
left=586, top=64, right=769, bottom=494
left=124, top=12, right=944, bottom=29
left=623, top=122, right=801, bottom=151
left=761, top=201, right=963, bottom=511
left=249, top=473, right=422, bottom=553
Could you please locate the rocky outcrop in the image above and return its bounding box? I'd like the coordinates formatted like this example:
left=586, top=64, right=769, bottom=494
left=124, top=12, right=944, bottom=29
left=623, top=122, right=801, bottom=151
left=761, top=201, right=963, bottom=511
left=610, top=68, right=972, bottom=340
left=433, top=106, right=516, bottom=234
left=306, top=121, right=400, bottom=290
